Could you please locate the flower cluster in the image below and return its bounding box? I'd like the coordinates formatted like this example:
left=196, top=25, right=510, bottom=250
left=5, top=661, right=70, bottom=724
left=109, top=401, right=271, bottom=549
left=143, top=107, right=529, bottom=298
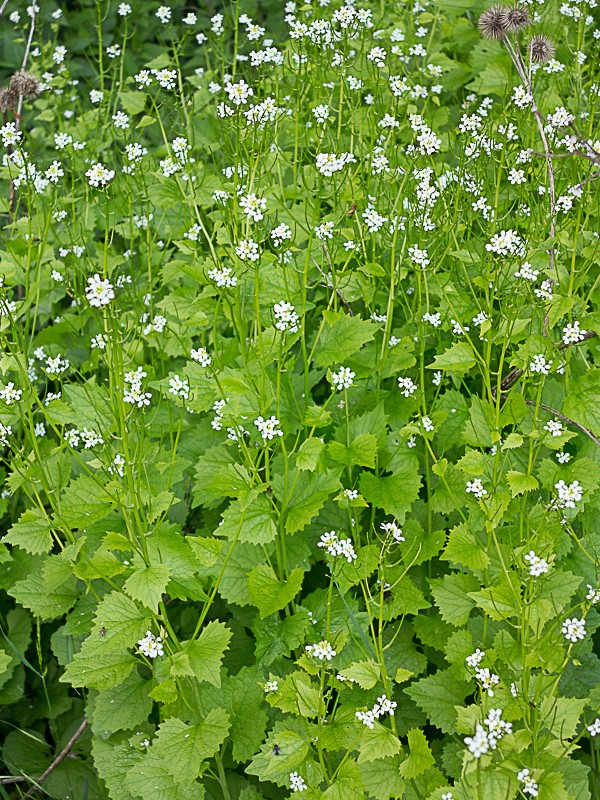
left=318, top=531, right=357, bottom=562
left=355, top=694, right=397, bottom=728
left=137, top=630, right=164, bottom=659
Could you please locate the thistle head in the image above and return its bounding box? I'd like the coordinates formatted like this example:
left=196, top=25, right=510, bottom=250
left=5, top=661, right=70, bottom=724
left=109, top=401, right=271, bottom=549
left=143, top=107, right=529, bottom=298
left=9, top=70, right=41, bottom=101
left=504, top=6, right=532, bottom=32
left=528, top=34, right=555, bottom=64
left=478, top=5, right=510, bottom=40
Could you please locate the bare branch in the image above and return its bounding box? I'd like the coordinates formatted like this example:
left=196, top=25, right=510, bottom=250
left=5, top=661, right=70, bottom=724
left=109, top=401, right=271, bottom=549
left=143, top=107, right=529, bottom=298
left=22, top=720, right=88, bottom=799
left=524, top=399, right=600, bottom=446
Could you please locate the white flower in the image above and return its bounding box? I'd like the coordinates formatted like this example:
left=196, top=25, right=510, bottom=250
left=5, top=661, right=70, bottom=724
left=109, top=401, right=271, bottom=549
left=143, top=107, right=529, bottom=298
left=254, top=415, right=283, bottom=440
left=318, top=531, right=357, bottom=562
left=397, top=376, right=417, bottom=397
left=524, top=550, right=549, bottom=577
left=235, top=239, right=260, bottom=262
left=517, top=768, right=539, bottom=797
left=514, top=262, right=539, bottom=281
left=530, top=354, right=552, bottom=374
left=137, top=630, right=164, bottom=658
left=169, top=375, right=190, bottom=400
left=239, top=193, right=266, bottom=222
left=330, top=366, right=355, bottom=391
left=156, top=5, right=171, bottom=23
left=485, top=229, right=525, bottom=257
left=273, top=301, right=300, bottom=333
left=562, top=617, right=586, bottom=643
left=305, top=640, right=336, bottom=660
left=86, top=162, right=115, bottom=187
left=408, top=245, right=430, bottom=268
left=0, top=422, right=12, bottom=446
left=380, top=520, right=405, bottom=542
left=109, top=113, right=130, bottom=134
left=190, top=347, right=211, bottom=367
left=508, top=168, right=526, bottom=185
left=544, top=419, right=563, bottom=437
left=362, top=205, right=388, bottom=233
left=290, top=772, right=307, bottom=792
left=208, top=266, right=237, bottom=288
left=270, top=223, right=292, bottom=247
left=554, top=479, right=583, bottom=509
left=465, top=724, right=489, bottom=758
left=586, top=585, right=600, bottom=604
left=315, top=221, right=334, bottom=240
left=562, top=320, right=586, bottom=344
left=421, top=415, right=434, bottom=432
left=475, top=667, right=500, bottom=696
left=224, top=80, right=254, bottom=106
left=86, top=274, right=115, bottom=307
left=44, top=355, right=69, bottom=375
left=312, top=104, right=330, bottom=124
left=466, top=478, right=487, bottom=499
left=264, top=680, right=278, bottom=693
left=587, top=718, right=600, bottom=736
left=316, top=152, right=356, bottom=176
left=466, top=649, right=485, bottom=668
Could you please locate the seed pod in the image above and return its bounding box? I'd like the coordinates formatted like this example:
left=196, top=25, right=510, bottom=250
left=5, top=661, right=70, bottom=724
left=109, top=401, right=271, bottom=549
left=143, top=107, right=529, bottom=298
left=478, top=5, right=510, bottom=40
left=528, top=34, right=555, bottom=64
left=9, top=70, right=41, bottom=100
left=504, top=6, right=532, bottom=32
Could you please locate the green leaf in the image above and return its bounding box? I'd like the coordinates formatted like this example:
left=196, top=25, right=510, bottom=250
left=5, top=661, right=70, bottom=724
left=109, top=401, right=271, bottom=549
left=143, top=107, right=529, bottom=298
left=184, top=620, right=232, bottom=687
left=342, top=660, right=381, bottom=690
left=124, top=563, right=172, bottom=611
left=428, top=342, right=476, bottom=373
left=324, top=760, right=366, bottom=799
left=125, top=711, right=230, bottom=799
left=468, top=577, right=521, bottom=622
left=563, top=370, right=600, bottom=436
left=60, top=592, right=149, bottom=690
left=9, top=557, right=78, bottom=620
left=442, top=524, right=490, bottom=571
left=3, top=508, right=53, bottom=554
left=404, top=670, right=470, bottom=733
left=119, top=90, right=147, bottom=115
left=360, top=456, right=422, bottom=521
left=430, top=573, right=479, bottom=626
left=280, top=469, right=342, bottom=534
left=359, top=756, right=405, bottom=800
left=219, top=666, right=269, bottom=762
left=328, top=434, right=378, bottom=468
left=247, top=723, right=310, bottom=784
left=314, top=311, right=375, bottom=368
left=507, top=470, right=539, bottom=497
left=539, top=696, right=586, bottom=740
left=89, top=671, right=153, bottom=736
left=358, top=721, right=402, bottom=763
left=248, top=564, right=304, bottom=617
left=296, top=437, right=326, bottom=471
left=462, top=396, right=495, bottom=448
left=398, top=729, right=435, bottom=778
left=59, top=475, right=115, bottom=528
left=219, top=491, right=277, bottom=545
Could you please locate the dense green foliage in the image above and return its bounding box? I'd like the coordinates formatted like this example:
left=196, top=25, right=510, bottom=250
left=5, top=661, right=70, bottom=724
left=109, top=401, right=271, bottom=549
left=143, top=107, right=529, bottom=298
left=0, top=0, right=599, bottom=797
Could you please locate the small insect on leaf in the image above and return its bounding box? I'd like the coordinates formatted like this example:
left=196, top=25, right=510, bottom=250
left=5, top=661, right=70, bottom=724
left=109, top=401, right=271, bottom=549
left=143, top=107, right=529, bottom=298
left=347, top=202, right=357, bottom=216
left=272, top=744, right=282, bottom=756
left=99, top=626, right=106, bottom=638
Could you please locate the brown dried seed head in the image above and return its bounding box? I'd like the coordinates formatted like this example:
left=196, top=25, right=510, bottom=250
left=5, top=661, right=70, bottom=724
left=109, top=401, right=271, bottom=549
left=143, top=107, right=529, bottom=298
left=505, top=6, right=532, bottom=32
left=528, top=34, right=555, bottom=64
left=9, top=70, right=41, bottom=100
left=478, top=5, right=510, bottom=40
